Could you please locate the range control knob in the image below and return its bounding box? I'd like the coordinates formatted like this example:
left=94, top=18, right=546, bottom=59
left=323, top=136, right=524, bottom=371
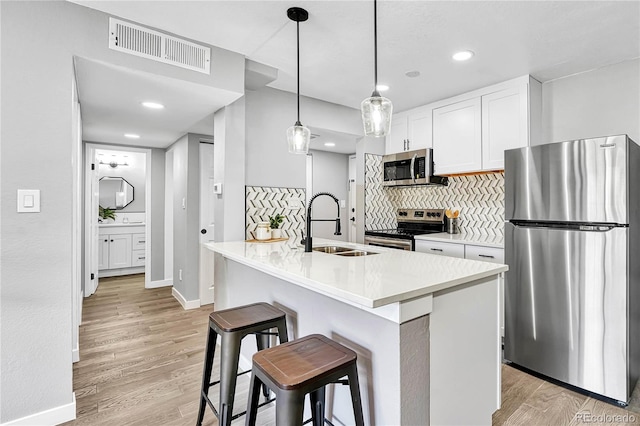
left=436, top=212, right=441, bottom=217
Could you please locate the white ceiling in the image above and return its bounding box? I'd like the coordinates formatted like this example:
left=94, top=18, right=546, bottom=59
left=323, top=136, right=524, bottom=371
left=75, top=57, right=239, bottom=148
left=71, top=0, right=640, bottom=150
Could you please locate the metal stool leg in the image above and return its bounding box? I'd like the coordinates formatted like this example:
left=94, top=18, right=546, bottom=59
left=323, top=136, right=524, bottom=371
left=197, top=325, right=218, bottom=426
left=219, top=332, right=242, bottom=426
left=276, top=317, right=289, bottom=344
left=275, top=390, right=305, bottom=426
left=255, top=331, right=271, bottom=398
left=309, top=386, right=326, bottom=426
left=245, top=372, right=263, bottom=426
left=347, top=366, right=365, bottom=426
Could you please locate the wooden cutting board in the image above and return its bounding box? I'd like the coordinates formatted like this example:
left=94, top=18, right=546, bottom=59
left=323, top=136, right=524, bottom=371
left=245, top=238, right=289, bottom=243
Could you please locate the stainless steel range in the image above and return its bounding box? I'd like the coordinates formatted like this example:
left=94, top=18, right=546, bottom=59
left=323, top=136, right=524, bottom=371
left=365, top=208, right=445, bottom=250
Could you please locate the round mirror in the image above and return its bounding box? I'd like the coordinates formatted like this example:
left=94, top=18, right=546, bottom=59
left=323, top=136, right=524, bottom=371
left=99, top=176, right=134, bottom=210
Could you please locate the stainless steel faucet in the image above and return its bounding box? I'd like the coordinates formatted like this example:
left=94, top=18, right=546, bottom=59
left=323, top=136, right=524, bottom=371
left=304, top=192, right=342, bottom=252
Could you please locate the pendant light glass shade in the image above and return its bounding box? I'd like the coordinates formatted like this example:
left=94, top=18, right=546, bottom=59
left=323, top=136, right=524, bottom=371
left=361, top=92, right=392, bottom=137
left=361, top=0, right=393, bottom=137
left=287, top=121, right=311, bottom=154
left=287, top=7, right=310, bottom=154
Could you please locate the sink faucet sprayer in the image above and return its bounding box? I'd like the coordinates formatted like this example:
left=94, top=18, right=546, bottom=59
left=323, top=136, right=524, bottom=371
left=303, top=192, right=342, bottom=252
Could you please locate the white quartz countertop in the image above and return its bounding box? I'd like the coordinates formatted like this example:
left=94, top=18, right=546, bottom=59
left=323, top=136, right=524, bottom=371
left=205, top=238, right=507, bottom=309
left=414, top=232, right=504, bottom=248
left=99, top=222, right=145, bottom=228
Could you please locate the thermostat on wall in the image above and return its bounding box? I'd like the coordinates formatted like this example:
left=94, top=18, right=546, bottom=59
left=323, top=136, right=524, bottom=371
left=213, top=183, right=222, bottom=194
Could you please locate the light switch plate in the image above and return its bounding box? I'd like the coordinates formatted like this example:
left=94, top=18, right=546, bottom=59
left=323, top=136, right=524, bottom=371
left=17, top=189, right=40, bottom=213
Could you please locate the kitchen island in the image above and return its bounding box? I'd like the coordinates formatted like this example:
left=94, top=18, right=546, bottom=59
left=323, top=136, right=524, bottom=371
left=205, top=238, right=507, bottom=425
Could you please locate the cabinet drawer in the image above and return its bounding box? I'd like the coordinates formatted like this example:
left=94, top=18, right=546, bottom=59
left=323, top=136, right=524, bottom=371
left=131, top=250, right=146, bottom=267
left=132, top=233, right=146, bottom=250
left=464, top=245, right=504, bottom=264
left=415, top=240, right=465, bottom=258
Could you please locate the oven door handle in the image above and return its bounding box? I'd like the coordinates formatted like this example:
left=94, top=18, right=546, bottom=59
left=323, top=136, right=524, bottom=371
left=365, top=236, right=412, bottom=250
left=410, top=153, right=417, bottom=184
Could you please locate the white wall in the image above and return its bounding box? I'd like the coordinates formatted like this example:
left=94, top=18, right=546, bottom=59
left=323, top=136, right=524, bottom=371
left=0, top=1, right=244, bottom=423
left=166, top=134, right=201, bottom=303
left=214, top=98, right=246, bottom=243
left=541, top=59, right=640, bottom=144
left=309, top=150, right=350, bottom=241
left=245, top=87, right=362, bottom=189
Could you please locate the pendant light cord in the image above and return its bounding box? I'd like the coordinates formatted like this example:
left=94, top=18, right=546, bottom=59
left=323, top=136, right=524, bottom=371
left=374, top=0, right=378, bottom=89
left=296, top=19, right=301, bottom=123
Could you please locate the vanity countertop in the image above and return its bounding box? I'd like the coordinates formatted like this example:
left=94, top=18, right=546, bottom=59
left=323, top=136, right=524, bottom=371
left=99, top=222, right=145, bottom=228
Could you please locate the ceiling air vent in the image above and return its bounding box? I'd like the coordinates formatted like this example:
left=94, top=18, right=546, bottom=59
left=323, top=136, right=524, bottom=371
left=109, top=18, right=211, bottom=74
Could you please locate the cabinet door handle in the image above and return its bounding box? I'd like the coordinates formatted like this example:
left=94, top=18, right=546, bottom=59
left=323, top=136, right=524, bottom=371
left=407, top=139, right=410, bottom=150
left=139, top=240, right=145, bottom=244
left=110, top=239, right=114, bottom=242
left=138, top=256, right=145, bottom=260
left=104, top=239, right=108, bottom=242
left=430, top=248, right=443, bottom=252
left=479, top=254, right=495, bottom=259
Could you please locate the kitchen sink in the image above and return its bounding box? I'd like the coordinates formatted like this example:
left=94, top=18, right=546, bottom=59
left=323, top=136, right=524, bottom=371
left=335, top=250, right=377, bottom=257
left=312, top=246, right=354, bottom=254
left=312, top=246, right=378, bottom=257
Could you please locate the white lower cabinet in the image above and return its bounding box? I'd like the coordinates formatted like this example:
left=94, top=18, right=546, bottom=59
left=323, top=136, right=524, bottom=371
left=416, top=239, right=505, bottom=336
left=99, top=225, right=145, bottom=277
left=415, top=240, right=465, bottom=258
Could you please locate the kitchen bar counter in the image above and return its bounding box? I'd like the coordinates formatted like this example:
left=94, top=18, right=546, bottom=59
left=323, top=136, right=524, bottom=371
left=206, top=238, right=506, bottom=425
left=414, top=232, right=504, bottom=248
left=205, top=238, right=506, bottom=310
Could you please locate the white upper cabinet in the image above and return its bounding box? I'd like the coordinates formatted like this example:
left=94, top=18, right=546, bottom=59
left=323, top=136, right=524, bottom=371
left=386, top=112, right=408, bottom=154
left=433, top=98, right=482, bottom=174
left=385, top=106, right=432, bottom=154
left=481, top=84, right=528, bottom=170
left=432, top=75, right=542, bottom=174
left=407, top=108, right=432, bottom=151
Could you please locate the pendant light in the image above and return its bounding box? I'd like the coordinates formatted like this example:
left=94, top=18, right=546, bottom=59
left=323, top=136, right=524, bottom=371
left=361, top=0, right=392, bottom=137
left=287, top=7, right=310, bottom=154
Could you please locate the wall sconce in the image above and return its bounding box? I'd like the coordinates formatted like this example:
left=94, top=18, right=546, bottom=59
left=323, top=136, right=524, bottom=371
left=98, top=154, right=129, bottom=168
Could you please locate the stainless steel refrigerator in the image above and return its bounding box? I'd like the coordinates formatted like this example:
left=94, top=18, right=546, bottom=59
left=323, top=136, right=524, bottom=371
left=504, top=135, right=640, bottom=404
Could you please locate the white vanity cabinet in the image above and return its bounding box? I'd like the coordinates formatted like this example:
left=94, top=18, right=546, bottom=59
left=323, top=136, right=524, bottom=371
left=98, top=225, right=145, bottom=277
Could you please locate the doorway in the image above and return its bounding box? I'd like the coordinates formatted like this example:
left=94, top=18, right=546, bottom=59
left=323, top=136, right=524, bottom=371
left=84, top=143, right=152, bottom=298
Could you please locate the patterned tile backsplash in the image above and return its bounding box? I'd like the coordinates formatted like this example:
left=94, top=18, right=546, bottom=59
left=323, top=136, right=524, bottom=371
left=245, top=186, right=306, bottom=240
left=365, top=154, right=505, bottom=236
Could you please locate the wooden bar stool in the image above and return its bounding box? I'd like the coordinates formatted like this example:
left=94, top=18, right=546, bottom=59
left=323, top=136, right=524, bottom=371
left=196, top=302, right=288, bottom=426
left=245, top=334, right=365, bottom=426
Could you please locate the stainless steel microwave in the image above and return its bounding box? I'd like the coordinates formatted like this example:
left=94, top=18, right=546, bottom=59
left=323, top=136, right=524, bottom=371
left=382, top=148, right=448, bottom=187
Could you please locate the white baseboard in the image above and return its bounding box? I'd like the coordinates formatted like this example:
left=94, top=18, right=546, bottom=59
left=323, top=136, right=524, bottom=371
left=72, top=347, right=80, bottom=363
left=147, top=278, right=172, bottom=289
left=3, top=393, right=76, bottom=425
left=99, top=266, right=145, bottom=278
left=172, top=287, right=200, bottom=310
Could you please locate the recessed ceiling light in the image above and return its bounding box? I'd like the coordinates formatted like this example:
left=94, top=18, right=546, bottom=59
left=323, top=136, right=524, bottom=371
left=376, top=84, right=389, bottom=92
left=452, top=50, right=474, bottom=61
left=324, top=142, right=336, bottom=147
left=405, top=70, right=421, bottom=78
left=124, top=133, right=140, bottom=139
left=142, top=101, right=165, bottom=109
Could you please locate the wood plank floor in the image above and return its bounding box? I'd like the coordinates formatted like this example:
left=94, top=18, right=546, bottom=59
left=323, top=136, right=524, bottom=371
left=64, top=274, right=640, bottom=426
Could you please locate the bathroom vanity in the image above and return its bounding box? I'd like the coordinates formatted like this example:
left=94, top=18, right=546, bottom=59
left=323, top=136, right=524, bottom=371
left=98, top=223, right=146, bottom=277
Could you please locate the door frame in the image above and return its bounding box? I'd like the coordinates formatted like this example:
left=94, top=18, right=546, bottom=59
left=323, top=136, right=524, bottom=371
left=84, top=143, right=152, bottom=295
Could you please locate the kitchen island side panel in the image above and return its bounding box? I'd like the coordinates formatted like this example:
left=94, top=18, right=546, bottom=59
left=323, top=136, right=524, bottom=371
left=214, top=254, right=407, bottom=425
